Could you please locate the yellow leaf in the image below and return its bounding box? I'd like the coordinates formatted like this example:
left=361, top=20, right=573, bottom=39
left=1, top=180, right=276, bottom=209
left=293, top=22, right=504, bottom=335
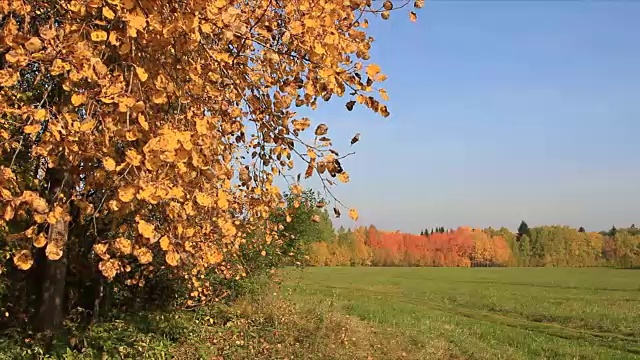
left=71, top=93, right=86, bottom=106
left=79, top=120, right=96, bottom=132
left=126, top=14, right=147, bottom=30
left=168, top=187, right=184, bottom=200
left=51, top=59, right=71, bottom=76
left=45, top=205, right=69, bottom=225
left=21, top=191, right=48, bottom=213
left=374, top=73, right=388, bottom=83
left=114, top=237, right=132, bottom=255
left=217, top=188, right=229, bottom=210
left=0, top=69, right=19, bottom=87
left=152, top=91, right=167, bottom=104
left=159, top=236, right=170, bottom=251
left=99, top=259, right=121, bottom=280
left=137, top=219, right=155, bottom=239
left=13, top=250, right=33, bottom=270
left=102, top=6, right=115, bottom=19
left=409, top=11, right=417, bottom=22
left=349, top=208, right=359, bottom=221
left=135, top=66, right=148, bottom=82
left=137, top=113, right=149, bottom=130
left=34, top=213, right=46, bottom=223
left=103, top=157, right=116, bottom=171
left=3, top=204, right=14, bottom=221
left=33, top=233, right=47, bottom=248
left=292, top=118, right=311, bottom=131
left=165, top=251, right=180, bottom=266
left=34, top=109, right=47, bottom=121
left=195, top=191, right=213, bottom=207
left=195, top=117, right=208, bottom=134
left=125, top=149, right=142, bottom=166
left=366, top=64, right=381, bottom=78
left=91, top=30, right=108, bottom=42
left=126, top=129, right=139, bottom=141
left=45, top=242, right=63, bottom=260
left=5, top=50, right=27, bottom=64
left=118, top=186, right=136, bottom=202
left=25, top=37, right=43, bottom=52
left=379, top=88, right=389, bottom=101
left=23, top=124, right=41, bottom=135
left=337, top=172, right=350, bottom=183
left=307, top=148, right=316, bottom=160
left=314, top=124, right=328, bottom=136
left=133, top=246, right=153, bottom=264
left=93, top=243, right=110, bottom=260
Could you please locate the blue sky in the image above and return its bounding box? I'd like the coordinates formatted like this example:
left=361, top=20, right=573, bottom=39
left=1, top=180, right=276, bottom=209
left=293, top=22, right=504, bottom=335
left=290, top=2, right=640, bottom=233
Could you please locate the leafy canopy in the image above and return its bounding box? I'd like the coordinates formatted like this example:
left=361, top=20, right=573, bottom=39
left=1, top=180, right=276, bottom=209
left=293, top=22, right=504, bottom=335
left=0, top=0, right=422, bottom=298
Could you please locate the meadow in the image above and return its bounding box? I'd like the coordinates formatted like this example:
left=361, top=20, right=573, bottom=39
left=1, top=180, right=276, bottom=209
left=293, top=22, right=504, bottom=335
left=281, top=267, right=640, bottom=360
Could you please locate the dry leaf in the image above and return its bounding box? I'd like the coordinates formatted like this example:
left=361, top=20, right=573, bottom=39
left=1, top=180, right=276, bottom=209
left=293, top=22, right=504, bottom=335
left=13, top=250, right=33, bottom=270
left=91, top=30, right=108, bottom=42
left=135, top=66, right=148, bottom=82
left=25, top=37, right=43, bottom=52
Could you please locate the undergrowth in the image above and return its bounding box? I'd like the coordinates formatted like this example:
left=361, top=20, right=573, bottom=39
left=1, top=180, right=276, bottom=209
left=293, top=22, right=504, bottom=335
left=0, top=276, right=431, bottom=360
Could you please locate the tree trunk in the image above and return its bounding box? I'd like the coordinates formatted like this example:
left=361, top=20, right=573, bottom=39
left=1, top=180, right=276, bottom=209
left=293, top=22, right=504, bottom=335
left=35, top=217, right=68, bottom=334
left=34, top=168, right=70, bottom=335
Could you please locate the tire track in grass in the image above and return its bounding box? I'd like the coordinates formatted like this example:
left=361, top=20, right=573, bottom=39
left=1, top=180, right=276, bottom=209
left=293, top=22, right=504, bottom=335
left=309, top=284, right=640, bottom=357
left=452, top=280, right=640, bottom=293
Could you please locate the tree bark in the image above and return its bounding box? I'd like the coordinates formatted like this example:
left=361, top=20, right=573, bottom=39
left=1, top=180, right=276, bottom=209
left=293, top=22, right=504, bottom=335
left=34, top=168, right=70, bottom=335
left=35, top=217, right=68, bottom=333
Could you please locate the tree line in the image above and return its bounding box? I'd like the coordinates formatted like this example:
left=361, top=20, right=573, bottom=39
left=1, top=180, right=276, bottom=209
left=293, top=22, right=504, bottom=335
left=292, top=195, right=640, bottom=268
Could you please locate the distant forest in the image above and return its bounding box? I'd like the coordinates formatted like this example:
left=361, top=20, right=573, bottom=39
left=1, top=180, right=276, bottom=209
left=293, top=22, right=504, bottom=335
left=289, top=191, right=640, bottom=268
left=307, top=222, right=640, bottom=268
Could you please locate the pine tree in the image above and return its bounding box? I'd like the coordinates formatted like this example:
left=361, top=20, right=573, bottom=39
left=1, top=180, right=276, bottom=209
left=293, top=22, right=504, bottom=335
left=517, top=220, right=530, bottom=241
left=578, top=226, right=586, bottom=233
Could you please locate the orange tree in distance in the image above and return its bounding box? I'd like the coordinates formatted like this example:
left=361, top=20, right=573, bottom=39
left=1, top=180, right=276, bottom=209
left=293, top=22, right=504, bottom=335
left=0, top=0, right=423, bottom=332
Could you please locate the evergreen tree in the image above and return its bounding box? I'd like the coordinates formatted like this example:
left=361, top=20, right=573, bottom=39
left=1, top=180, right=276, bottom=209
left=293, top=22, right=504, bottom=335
left=609, top=225, right=617, bottom=237
left=517, top=220, right=530, bottom=240
left=420, top=230, right=424, bottom=236
left=578, top=226, right=586, bottom=233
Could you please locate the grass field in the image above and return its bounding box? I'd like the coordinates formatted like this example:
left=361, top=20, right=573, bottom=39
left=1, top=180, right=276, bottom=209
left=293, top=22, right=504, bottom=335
left=281, top=267, right=640, bottom=360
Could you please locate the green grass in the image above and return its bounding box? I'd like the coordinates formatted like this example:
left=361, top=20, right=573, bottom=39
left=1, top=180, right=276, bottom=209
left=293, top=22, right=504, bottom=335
left=281, top=267, right=640, bottom=360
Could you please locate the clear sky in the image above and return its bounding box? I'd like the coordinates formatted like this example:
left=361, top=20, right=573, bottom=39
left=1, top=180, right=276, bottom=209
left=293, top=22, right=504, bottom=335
left=291, top=2, right=640, bottom=233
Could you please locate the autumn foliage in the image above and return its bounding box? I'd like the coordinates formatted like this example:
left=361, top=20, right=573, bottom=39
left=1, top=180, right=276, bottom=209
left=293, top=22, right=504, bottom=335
left=307, top=224, right=640, bottom=269
left=0, top=0, right=423, bottom=336
left=309, top=226, right=513, bottom=267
